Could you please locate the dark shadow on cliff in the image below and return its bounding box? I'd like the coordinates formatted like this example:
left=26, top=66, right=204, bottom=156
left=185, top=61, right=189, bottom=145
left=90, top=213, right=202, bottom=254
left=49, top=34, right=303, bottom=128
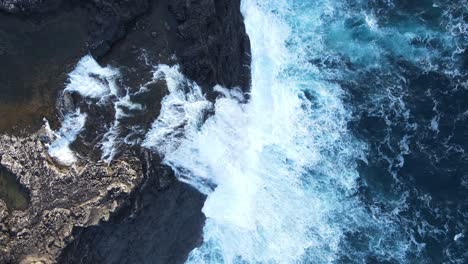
left=59, top=160, right=206, bottom=264
left=0, top=0, right=250, bottom=262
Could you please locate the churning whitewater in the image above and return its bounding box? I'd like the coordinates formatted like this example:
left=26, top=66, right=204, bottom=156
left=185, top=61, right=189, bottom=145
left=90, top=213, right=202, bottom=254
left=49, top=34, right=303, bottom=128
left=146, top=0, right=410, bottom=262
left=143, top=0, right=467, bottom=263
left=46, top=0, right=467, bottom=262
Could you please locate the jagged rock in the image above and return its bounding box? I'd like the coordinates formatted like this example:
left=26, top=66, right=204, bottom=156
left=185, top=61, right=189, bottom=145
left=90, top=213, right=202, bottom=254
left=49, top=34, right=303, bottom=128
left=0, top=0, right=251, bottom=263
left=0, top=126, right=144, bottom=263
left=169, top=0, right=251, bottom=93
left=83, top=0, right=150, bottom=58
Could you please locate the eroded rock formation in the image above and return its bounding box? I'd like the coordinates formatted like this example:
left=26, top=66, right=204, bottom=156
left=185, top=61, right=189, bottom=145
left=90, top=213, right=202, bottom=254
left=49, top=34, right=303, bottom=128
left=170, top=0, right=251, bottom=93
left=0, top=0, right=251, bottom=263
left=0, top=127, right=143, bottom=263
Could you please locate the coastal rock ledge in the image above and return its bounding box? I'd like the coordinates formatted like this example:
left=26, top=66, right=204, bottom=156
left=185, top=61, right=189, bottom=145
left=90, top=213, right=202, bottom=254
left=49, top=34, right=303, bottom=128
left=0, top=126, right=143, bottom=263
left=0, top=0, right=251, bottom=263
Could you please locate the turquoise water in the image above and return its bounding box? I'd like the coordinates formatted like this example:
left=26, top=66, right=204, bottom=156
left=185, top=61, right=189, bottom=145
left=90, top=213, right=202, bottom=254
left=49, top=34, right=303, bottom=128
left=146, top=0, right=466, bottom=263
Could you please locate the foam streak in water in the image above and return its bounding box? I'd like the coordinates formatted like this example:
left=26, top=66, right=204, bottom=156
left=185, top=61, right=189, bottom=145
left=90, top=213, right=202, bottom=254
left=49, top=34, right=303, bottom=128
left=64, top=55, right=120, bottom=100
left=48, top=109, right=86, bottom=165
left=142, top=65, right=212, bottom=157
left=101, top=92, right=144, bottom=162
left=59, top=55, right=146, bottom=162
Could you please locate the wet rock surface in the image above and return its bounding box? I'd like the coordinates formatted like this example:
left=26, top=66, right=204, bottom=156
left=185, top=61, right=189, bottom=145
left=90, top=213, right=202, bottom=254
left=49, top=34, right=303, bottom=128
left=0, top=0, right=251, bottom=263
left=59, top=163, right=206, bottom=264
left=170, top=0, right=251, bottom=94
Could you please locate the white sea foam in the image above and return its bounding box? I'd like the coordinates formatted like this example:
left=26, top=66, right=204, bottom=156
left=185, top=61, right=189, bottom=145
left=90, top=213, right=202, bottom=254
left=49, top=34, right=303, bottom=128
left=46, top=55, right=115, bottom=165
left=141, top=0, right=416, bottom=263
left=64, top=55, right=120, bottom=100
left=60, top=54, right=146, bottom=162
left=139, top=0, right=468, bottom=261
left=176, top=1, right=365, bottom=261
left=101, top=92, right=144, bottom=162
left=142, top=65, right=213, bottom=157
left=365, top=13, right=378, bottom=31
left=48, top=109, right=87, bottom=165
left=213, top=85, right=245, bottom=102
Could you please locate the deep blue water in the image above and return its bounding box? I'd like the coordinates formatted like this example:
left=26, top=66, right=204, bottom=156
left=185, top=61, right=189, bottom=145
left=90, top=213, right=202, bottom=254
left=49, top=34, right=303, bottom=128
left=341, top=1, right=467, bottom=262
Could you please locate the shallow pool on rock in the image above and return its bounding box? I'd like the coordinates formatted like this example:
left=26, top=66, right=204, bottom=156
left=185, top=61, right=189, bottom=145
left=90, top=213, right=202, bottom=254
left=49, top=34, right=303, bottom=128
left=0, top=165, right=29, bottom=211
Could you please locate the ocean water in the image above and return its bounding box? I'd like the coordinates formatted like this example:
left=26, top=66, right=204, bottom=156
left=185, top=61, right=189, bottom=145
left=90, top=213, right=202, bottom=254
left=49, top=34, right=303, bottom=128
left=143, top=0, right=467, bottom=263
left=48, top=0, right=467, bottom=262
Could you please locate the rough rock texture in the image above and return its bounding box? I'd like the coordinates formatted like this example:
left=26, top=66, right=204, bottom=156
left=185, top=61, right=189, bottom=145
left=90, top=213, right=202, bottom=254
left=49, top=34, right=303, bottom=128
left=0, top=0, right=251, bottom=91
left=0, top=127, right=144, bottom=263
left=0, top=0, right=251, bottom=263
left=0, top=0, right=63, bottom=13
left=83, top=0, right=150, bottom=58
left=170, top=0, right=251, bottom=93
left=59, top=166, right=206, bottom=264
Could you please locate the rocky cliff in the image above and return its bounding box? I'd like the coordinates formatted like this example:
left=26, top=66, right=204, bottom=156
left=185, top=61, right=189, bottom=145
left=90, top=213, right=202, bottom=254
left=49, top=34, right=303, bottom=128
left=0, top=0, right=250, bottom=263
left=0, top=0, right=250, bottom=90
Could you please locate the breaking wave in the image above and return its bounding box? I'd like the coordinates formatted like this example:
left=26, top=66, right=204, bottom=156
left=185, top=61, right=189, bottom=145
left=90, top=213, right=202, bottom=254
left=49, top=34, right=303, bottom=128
left=143, top=0, right=467, bottom=263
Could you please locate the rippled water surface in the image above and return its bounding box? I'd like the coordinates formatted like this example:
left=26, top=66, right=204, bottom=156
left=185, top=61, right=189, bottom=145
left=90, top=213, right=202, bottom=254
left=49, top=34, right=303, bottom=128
left=147, top=0, right=466, bottom=263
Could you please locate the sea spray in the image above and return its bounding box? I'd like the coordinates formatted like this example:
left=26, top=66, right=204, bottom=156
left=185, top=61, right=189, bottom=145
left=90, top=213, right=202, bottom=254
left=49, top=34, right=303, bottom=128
left=48, top=109, right=87, bottom=165
left=48, top=55, right=146, bottom=163
left=142, top=1, right=419, bottom=262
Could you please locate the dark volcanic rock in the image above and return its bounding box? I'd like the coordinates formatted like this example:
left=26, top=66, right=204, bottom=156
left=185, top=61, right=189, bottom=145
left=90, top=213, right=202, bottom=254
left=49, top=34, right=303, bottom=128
left=84, top=0, right=150, bottom=58
left=0, top=0, right=63, bottom=13
left=170, top=0, right=251, bottom=93
left=1, top=0, right=251, bottom=93
left=0, top=0, right=251, bottom=263
left=59, top=163, right=206, bottom=264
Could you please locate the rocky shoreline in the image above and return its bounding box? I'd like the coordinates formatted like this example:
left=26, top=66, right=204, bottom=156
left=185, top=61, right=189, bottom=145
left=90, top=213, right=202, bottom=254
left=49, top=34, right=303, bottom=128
left=0, top=127, right=144, bottom=263
left=0, top=0, right=250, bottom=263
